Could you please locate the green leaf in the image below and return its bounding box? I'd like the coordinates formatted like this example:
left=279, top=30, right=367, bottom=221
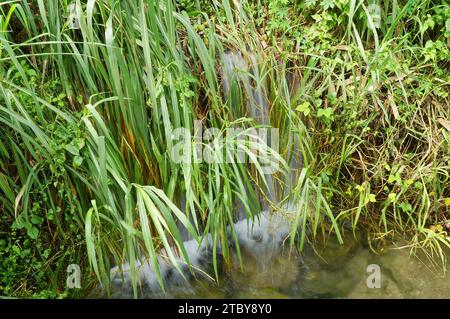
left=73, top=155, right=84, bottom=168
left=65, top=138, right=85, bottom=156
left=296, top=102, right=311, bottom=116
left=27, top=226, right=39, bottom=239
left=388, top=193, right=397, bottom=202
left=399, top=202, right=412, bottom=212
left=30, top=214, right=44, bottom=225
left=317, top=107, right=333, bottom=119
left=388, top=174, right=396, bottom=183
left=321, top=0, right=335, bottom=10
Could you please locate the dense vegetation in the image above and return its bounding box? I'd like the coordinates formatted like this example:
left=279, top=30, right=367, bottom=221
left=0, top=0, right=449, bottom=298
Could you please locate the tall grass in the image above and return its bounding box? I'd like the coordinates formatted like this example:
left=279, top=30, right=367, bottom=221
left=1, top=0, right=302, bottom=296
left=0, top=0, right=449, bottom=297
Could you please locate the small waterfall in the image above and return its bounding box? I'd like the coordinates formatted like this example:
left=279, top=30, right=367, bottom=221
left=221, top=50, right=276, bottom=204
left=109, top=211, right=293, bottom=297
left=222, top=50, right=302, bottom=208
left=109, top=50, right=304, bottom=297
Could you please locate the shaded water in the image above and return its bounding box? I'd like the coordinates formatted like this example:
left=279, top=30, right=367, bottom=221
left=148, top=235, right=450, bottom=299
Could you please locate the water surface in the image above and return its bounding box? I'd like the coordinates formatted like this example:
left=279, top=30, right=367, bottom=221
left=155, top=235, right=450, bottom=299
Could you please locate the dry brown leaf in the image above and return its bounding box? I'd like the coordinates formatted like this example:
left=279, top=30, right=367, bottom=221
left=438, top=118, right=450, bottom=132
left=388, top=93, right=399, bottom=120
left=14, top=185, right=26, bottom=219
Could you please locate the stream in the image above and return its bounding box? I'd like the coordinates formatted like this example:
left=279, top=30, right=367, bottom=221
left=142, top=235, right=450, bottom=299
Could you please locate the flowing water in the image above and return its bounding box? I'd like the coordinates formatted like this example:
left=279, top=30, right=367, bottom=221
left=145, top=235, right=450, bottom=299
